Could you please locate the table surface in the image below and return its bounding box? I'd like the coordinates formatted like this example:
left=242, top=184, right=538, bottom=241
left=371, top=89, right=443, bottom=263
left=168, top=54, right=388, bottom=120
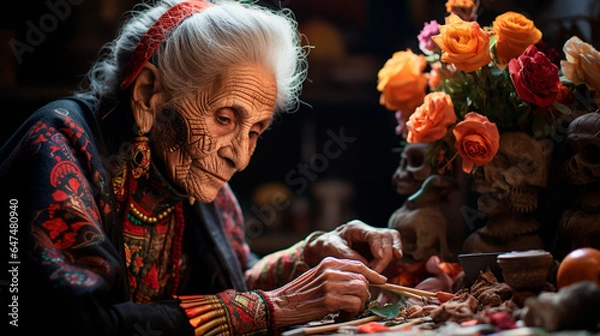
left=281, top=323, right=597, bottom=336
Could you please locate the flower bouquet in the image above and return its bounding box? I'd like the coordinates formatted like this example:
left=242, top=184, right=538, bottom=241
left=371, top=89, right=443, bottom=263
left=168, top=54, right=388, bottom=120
left=377, top=0, right=600, bottom=176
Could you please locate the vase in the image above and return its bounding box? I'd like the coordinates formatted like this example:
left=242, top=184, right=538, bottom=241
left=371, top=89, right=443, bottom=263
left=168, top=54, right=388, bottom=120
left=462, top=131, right=550, bottom=253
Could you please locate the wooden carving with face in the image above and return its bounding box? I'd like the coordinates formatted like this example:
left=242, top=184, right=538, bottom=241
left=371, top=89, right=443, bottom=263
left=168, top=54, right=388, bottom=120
left=133, top=63, right=277, bottom=203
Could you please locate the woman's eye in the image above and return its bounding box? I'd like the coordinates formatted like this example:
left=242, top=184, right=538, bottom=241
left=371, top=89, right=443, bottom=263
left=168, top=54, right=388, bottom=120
left=216, top=115, right=231, bottom=125
left=249, top=131, right=260, bottom=139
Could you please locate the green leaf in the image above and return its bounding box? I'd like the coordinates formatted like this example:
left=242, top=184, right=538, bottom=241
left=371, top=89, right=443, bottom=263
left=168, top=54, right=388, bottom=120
left=368, top=303, right=401, bottom=319
left=425, top=54, right=439, bottom=63
left=517, top=108, right=531, bottom=125
left=552, top=102, right=572, bottom=115
left=531, top=113, right=550, bottom=138
left=489, top=35, right=497, bottom=49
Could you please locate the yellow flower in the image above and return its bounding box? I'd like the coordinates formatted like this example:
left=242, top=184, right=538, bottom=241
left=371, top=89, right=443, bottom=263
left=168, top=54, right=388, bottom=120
left=432, top=14, right=491, bottom=73
left=561, top=36, right=600, bottom=94
left=492, top=11, right=542, bottom=64
left=377, top=49, right=429, bottom=113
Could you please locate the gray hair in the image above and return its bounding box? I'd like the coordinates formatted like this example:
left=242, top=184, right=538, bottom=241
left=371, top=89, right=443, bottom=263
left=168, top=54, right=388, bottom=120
left=77, top=0, right=308, bottom=114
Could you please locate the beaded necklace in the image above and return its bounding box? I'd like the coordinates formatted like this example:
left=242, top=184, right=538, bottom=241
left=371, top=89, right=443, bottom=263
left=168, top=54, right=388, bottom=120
left=120, top=170, right=186, bottom=303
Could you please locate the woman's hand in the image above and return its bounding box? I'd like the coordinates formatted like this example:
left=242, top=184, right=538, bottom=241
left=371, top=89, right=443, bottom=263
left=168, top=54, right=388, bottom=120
left=266, top=257, right=387, bottom=328
left=304, top=220, right=403, bottom=273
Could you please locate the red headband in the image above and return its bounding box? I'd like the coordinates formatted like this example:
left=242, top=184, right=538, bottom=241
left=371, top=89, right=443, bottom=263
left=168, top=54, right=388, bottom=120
left=120, top=0, right=213, bottom=89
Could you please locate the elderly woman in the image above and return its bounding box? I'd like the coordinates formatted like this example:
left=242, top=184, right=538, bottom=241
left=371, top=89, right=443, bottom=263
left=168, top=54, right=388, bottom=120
left=0, top=0, right=402, bottom=335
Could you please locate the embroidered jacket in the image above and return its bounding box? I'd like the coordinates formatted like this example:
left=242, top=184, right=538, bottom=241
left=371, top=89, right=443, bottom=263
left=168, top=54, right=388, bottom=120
left=0, top=98, right=311, bottom=335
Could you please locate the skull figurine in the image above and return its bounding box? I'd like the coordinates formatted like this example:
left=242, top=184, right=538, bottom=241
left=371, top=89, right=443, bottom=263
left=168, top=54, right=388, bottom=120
left=464, top=132, right=549, bottom=253
left=388, top=175, right=455, bottom=262
left=472, top=132, right=551, bottom=215
left=564, top=111, right=600, bottom=185
left=392, top=143, right=433, bottom=196
left=557, top=111, right=600, bottom=256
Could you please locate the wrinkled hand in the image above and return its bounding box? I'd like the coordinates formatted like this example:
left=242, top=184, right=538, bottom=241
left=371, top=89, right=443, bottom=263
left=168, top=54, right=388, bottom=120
left=266, top=257, right=387, bottom=328
left=304, top=220, right=403, bottom=273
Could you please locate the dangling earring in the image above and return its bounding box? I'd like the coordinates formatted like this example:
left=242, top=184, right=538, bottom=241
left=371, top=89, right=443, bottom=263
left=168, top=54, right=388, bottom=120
left=130, top=129, right=151, bottom=179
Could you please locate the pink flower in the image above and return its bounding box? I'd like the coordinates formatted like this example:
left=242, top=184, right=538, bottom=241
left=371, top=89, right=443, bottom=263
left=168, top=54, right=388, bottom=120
left=418, top=20, right=440, bottom=55
left=509, top=44, right=560, bottom=107
left=394, top=110, right=409, bottom=138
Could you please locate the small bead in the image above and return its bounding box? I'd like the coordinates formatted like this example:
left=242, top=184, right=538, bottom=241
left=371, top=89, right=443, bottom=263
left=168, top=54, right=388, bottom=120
left=128, top=202, right=176, bottom=224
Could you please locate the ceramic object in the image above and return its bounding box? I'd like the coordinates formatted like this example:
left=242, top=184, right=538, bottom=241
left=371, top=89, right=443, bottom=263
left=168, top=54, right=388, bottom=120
left=497, top=250, right=553, bottom=292
left=458, top=252, right=505, bottom=284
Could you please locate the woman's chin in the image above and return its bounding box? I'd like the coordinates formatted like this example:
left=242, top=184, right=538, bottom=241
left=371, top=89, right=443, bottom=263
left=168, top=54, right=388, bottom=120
left=189, top=185, right=222, bottom=204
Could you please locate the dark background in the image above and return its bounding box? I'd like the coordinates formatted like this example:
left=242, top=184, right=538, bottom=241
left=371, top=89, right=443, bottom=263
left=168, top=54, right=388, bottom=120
left=1, top=0, right=598, bottom=256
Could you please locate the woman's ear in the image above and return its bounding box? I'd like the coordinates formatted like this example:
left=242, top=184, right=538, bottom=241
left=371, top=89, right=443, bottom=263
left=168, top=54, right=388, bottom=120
left=130, top=62, right=164, bottom=134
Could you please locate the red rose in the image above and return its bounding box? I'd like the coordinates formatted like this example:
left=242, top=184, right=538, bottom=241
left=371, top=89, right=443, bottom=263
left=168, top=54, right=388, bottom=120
left=508, top=44, right=560, bottom=107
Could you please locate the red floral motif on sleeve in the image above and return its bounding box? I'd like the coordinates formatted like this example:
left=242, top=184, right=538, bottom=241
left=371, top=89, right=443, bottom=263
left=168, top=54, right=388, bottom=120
left=27, top=114, right=108, bottom=287
left=42, top=218, right=69, bottom=239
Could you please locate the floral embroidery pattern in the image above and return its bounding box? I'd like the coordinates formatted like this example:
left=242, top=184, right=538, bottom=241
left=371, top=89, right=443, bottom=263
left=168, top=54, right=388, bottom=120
left=217, top=290, right=270, bottom=335
left=39, top=247, right=99, bottom=287
left=25, top=110, right=113, bottom=289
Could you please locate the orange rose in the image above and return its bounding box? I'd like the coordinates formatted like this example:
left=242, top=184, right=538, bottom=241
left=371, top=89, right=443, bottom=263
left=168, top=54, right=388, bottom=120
left=428, top=63, right=442, bottom=90
left=431, top=14, right=491, bottom=72
left=492, top=11, right=542, bottom=64
left=554, top=84, right=574, bottom=107
left=377, top=49, right=429, bottom=113
left=561, top=36, right=600, bottom=94
left=452, top=112, right=500, bottom=173
left=445, top=0, right=476, bottom=20
left=406, top=91, right=457, bottom=143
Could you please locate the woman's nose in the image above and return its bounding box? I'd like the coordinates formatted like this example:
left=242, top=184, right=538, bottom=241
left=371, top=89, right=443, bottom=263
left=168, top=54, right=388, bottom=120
left=219, top=136, right=252, bottom=171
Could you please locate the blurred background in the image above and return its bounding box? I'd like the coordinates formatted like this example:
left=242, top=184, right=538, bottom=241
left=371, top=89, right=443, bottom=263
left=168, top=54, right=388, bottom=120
left=1, top=0, right=598, bottom=257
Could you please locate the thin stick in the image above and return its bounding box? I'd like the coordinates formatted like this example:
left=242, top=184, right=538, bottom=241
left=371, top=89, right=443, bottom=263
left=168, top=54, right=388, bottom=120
left=281, top=315, right=380, bottom=336
left=370, top=283, right=437, bottom=298
left=388, top=317, right=432, bottom=330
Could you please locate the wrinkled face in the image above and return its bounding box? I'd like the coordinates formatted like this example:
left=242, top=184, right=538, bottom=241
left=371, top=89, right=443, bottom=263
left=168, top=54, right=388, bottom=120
left=152, top=63, right=277, bottom=203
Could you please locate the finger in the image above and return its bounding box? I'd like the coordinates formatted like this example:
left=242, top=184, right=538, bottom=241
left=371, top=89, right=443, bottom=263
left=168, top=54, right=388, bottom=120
left=331, top=245, right=370, bottom=265
left=338, top=225, right=403, bottom=271
left=387, top=228, right=404, bottom=258
left=321, top=258, right=386, bottom=284
left=368, top=235, right=394, bottom=273
left=351, top=261, right=387, bottom=284
left=321, top=275, right=371, bottom=315
left=337, top=221, right=371, bottom=247
left=367, top=229, right=404, bottom=261
left=393, top=233, right=403, bottom=258
left=335, top=294, right=367, bottom=316
left=324, top=272, right=371, bottom=301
